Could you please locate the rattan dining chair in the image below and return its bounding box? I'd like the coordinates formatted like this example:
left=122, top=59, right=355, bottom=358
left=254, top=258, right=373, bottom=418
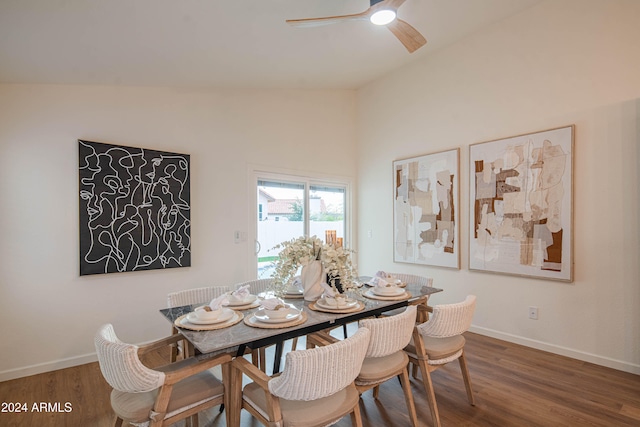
left=230, top=327, right=371, bottom=427
left=388, top=272, right=434, bottom=323
left=234, top=278, right=299, bottom=372
left=166, top=285, right=230, bottom=362
left=235, top=278, right=273, bottom=295
left=308, top=306, right=419, bottom=427
left=404, top=295, right=477, bottom=427
left=94, top=323, right=231, bottom=427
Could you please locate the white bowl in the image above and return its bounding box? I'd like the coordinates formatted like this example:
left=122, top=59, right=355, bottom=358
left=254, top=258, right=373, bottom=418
left=322, top=296, right=348, bottom=308
left=194, top=306, right=221, bottom=321
left=374, top=285, right=401, bottom=295
left=264, top=307, right=289, bottom=319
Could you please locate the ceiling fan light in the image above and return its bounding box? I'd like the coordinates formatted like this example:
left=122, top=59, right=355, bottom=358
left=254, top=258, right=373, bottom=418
left=370, top=9, right=396, bottom=26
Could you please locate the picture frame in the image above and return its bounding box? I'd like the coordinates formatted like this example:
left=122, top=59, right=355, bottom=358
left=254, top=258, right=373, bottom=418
left=468, top=125, right=574, bottom=282
left=393, top=148, right=460, bottom=269
left=78, top=140, right=191, bottom=275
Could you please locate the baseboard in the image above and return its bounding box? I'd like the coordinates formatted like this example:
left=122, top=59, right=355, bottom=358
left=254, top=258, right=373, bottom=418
left=470, top=326, right=640, bottom=375
left=0, top=336, right=165, bottom=382
left=0, top=353, right=98, bottom=382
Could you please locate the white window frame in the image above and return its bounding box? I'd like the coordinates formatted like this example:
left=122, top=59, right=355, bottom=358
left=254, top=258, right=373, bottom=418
left=247, top=164, right=355, bottom=279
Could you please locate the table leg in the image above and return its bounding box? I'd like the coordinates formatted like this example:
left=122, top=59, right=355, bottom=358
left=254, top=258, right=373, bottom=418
left=272, top=341, right=284, bottom=374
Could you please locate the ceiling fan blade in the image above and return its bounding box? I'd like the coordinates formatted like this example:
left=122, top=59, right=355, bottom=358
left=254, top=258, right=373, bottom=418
left=286, top=11, right=370, bottom=28
left=386, top=18, right=427, bottom=53
left=381, top=0, right=407, bottom=9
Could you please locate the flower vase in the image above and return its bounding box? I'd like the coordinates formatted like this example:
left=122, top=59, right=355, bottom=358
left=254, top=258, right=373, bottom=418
left=301, top=260, right=324, bottom=301
left=327, top=274, right=344, bottom=294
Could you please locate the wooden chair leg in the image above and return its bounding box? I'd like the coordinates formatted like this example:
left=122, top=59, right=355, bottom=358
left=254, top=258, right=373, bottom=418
left=229, top=362, right=244, bottom=427
left=259, top=347, right=267, bottom=372
left=399, top=367, right=419, bottom=427
left=373, top=385, right=380, bottom=399
left=183, top=340, right=194, bottom=359
left=291, top=337, right=298, bottom=351
left=113, top=416, right=124, bottom=427
left=170, top=342, right=179, bottom=363
left=458, top=352, right=475, bottom=406
left=418, top=360, right=441, bottom=427
left=350, top=403, right=363, bottom=427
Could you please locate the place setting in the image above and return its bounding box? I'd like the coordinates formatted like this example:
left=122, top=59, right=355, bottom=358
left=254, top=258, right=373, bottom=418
left=244, top=297, right=307, bottom=329
left=364, top=272, right=412, bottom=301
left=282, top=279, right=304, bottom=299
left=175, top=295, right=244, bottom=331
left=308, top=282, right=365, bottom=314
left=222, top=285, right=261, bottom=310
left=364, top=271, right=406, bottom=288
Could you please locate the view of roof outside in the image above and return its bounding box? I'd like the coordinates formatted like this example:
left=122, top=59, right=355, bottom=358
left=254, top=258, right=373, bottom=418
left=257, top=184, right=346, bottom=278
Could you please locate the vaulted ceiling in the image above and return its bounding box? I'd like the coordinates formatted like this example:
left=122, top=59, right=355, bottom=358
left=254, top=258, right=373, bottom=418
left=0, top=0, right=541, bottom=89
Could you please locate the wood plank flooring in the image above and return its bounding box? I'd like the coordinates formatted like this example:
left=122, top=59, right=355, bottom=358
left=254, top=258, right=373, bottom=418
left=1, top=332, right=638, bottom=426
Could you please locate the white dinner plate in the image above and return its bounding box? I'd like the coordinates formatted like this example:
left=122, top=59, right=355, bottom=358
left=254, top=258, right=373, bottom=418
left=315, top=298, right=358, bottom=310
left=253, top=308, right=301, bottom=324
left=225, top=294, right=258, bottom=307
left=372, top=286, right=405, bottom=296
left=186, top=308, right=235, bottom=325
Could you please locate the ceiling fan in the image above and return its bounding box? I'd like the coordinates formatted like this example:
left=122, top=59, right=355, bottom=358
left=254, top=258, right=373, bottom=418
left=286, top=0, right=427, bottom=53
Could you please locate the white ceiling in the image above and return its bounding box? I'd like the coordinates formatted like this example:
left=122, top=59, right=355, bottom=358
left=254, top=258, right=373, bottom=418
left=0, top=0, right=541, bottom=90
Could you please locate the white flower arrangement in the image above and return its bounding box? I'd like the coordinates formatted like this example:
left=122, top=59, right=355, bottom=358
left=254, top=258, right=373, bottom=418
left=270, top=235, right=358, bottom=295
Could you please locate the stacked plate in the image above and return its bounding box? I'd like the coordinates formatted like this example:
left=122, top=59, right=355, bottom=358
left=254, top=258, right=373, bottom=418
left=315, top=297, right=359, bottom=310
left=253, top=305, right=302, bottom=324
left=182, top=308, right=235, bottom=326
left=223, top=294, right=259, bottom=310
left=372, top=285, right=405, bottom=297
left=365, top=276, right=405, bottom=288
left=283, top=288, right=304, bottom=298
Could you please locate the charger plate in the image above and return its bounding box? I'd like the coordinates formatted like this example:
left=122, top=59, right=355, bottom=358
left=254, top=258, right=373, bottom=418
left=175, top=311, right=244, bottom=331
left=363, top=290, right=412, bottom=301
left=244, top=311, right=308, bottom=329
left=308, top=300, right=365, bottom=314
left=283, top=292, right=304, bottom=299
left=223, top=300, right=261, bottom=311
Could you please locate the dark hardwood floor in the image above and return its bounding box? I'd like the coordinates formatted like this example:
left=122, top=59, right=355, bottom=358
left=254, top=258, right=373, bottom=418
left=1, top=332, right=639, bottom=426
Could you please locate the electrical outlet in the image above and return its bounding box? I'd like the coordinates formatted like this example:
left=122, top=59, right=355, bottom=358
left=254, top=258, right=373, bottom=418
left=529, top=306, right=538, bottom=320
left=367, top=229, right=373, bottom=238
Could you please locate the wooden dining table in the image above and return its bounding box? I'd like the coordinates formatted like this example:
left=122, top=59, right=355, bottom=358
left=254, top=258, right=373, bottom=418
left=159, top=280, right=442, bottom=367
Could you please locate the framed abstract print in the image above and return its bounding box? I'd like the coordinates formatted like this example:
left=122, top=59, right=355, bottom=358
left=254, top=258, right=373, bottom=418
left=79, top=140, right=191, bottom=275
left=393, top=148, right=460, bottom=269
left=469, top=125, right=574, bottom=281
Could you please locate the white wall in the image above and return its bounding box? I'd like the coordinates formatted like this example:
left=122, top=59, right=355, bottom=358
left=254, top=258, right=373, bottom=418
left=356, top=0, right=640, bottom=374
left=0, top=85, right=356, bottom=380
left=2, top=0, right=639, bottom=381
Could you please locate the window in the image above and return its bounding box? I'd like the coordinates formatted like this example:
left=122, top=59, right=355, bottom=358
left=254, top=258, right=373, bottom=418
left=252, top=172, right=350, bottom=279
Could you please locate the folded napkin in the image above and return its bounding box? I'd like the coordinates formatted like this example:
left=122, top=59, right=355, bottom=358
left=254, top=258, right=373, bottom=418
left=371, top=276, right=394, bottom=288
left=261, top=297, right=286, bottom=310
left=232, top=284, right=251, bottom=300
left=208, top=294, right=229, bottom=310
left=321, top=281, right=337, bottom=298
left=375, top=270, right=388, bottom=278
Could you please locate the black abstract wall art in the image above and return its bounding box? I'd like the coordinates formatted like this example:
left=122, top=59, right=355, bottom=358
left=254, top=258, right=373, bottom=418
left=79, top=140, right=191, bottom=275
